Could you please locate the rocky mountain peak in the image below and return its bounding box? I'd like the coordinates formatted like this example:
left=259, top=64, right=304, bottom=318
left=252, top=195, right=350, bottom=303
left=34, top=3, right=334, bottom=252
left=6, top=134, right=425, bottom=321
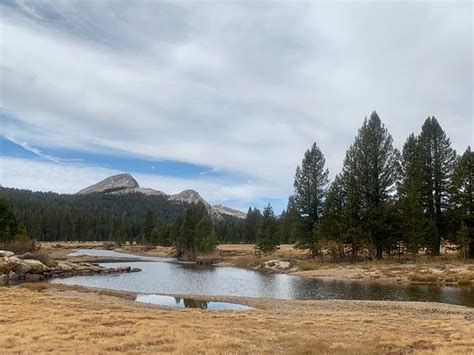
left=77, top=173, right=139, bottom=194
left=77, top=174, right=246, bottom=219
left=169, top=189, right=208, bottom=205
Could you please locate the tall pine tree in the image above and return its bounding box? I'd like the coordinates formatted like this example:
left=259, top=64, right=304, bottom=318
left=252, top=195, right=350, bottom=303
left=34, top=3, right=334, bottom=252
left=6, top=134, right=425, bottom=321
left=450, top=146, right=473, bottom=258
left=418, top=117, right=457, bottom=255
left=341, top=111, right=399, bottom=259
left=397, top=134, right=436, bottom=253
left=293, top=142, right=329, bottom=257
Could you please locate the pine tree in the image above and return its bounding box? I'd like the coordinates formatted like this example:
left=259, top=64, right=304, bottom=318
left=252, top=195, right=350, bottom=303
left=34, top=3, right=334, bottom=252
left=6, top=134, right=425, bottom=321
left=341, top=111, right=400, bottom=259
left=142, top=210, right=155, bottom=243
left=285, top=196, right=303, bottom=244
left=194, top=214, right=217, bottom=254
left=293, top=142, right=329, bottom=257
left=320, top=175, right=347, bottom=259
left=397, top=133, right=436, bottom=253
left=450, top=146, right=473, bottom=258
left=243, top=207, right=262, bottom=243
left=341, top=142, right=364, bottom=259
left=0, top=197, right=18, bottom=243
left=418, top=117, right=457, bottom=255
left=255, top=204, right=279, bottom=255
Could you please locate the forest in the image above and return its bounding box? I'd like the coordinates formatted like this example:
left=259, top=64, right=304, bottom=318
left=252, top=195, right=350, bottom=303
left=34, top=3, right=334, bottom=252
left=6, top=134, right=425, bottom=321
left=0, top=113, right=472, bottom=259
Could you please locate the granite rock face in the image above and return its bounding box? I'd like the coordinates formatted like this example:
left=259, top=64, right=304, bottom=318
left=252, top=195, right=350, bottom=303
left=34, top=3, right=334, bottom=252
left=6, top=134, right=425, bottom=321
left=77, top=173, right=139, bottom=194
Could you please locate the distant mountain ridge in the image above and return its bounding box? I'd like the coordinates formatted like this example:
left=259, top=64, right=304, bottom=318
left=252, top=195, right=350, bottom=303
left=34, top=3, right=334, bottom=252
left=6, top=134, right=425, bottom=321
left=77, top=173, right=246, bottom=219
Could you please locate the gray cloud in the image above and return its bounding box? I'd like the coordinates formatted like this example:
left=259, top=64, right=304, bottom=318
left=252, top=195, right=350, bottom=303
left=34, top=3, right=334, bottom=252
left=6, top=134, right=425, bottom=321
left=0, top=0, right=472, bottom=206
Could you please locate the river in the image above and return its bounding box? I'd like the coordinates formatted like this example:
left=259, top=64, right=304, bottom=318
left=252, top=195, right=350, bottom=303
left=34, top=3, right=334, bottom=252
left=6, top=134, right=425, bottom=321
left=50, top=249, right=474, bottom=307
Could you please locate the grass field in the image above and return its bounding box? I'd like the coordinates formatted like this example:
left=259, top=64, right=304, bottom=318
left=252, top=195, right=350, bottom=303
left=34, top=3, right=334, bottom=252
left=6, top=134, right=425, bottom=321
left=1, top=284, right=473, bottom=354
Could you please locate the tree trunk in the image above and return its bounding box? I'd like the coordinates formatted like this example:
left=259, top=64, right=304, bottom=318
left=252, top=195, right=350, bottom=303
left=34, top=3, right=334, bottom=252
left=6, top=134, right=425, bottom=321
left=469, top=240, right=474, bottom=259
left=376, top=245, right=383, bottom=260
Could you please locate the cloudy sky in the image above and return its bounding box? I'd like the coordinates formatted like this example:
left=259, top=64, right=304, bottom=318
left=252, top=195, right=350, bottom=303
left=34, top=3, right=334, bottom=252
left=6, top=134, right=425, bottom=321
left=0, top=0, right=472, bottom=212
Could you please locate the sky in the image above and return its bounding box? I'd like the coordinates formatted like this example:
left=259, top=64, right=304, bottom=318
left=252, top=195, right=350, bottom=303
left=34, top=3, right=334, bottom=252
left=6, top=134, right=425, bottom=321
left=0, top=0, right=472, bottom=213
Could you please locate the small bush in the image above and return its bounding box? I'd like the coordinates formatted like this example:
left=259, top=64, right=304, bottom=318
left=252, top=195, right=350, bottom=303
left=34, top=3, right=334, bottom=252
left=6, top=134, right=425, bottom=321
left=0, top=234, right=40, bottom=255
left=298, top=259, right=323, bottom=271
left=408, top=272, right=439, bottom=283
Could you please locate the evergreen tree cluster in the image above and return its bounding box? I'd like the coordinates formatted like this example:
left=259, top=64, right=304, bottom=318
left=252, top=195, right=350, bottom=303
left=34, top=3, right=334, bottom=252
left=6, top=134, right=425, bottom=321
left=0, top=188, right=187, bottom=243
left=289, top=112, right=473, bottom=259
left=147, top=202, right=217, bottom=257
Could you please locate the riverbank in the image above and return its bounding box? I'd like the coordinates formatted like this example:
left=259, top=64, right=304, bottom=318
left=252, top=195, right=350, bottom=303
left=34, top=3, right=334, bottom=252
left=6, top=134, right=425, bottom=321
left=1, top=283, right=472, bottom=354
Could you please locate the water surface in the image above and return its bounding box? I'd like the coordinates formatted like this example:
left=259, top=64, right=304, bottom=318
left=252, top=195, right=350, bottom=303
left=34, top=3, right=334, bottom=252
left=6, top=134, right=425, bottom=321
left=51, top=249, right=474, bottom=307
left=136, top=294, right=250, bottom=310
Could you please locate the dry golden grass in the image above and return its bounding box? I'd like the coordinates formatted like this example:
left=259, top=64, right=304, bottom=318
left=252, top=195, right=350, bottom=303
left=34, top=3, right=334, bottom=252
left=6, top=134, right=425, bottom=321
left=0, top=285, right=473, bottom=354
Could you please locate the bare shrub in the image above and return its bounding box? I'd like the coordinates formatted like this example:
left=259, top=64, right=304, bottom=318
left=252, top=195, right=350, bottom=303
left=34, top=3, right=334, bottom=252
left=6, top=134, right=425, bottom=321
left=0, top=235, right=40, bottom=255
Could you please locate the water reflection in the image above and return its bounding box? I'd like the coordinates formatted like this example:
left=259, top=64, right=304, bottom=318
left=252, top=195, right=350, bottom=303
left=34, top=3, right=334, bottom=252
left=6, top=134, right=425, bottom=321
left=52, top=249, right=474, bottom=308
left=135, top=294, right=250, bottom=310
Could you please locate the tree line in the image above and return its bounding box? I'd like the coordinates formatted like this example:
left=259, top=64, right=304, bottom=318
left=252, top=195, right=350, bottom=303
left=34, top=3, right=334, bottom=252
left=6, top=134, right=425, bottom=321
left=273, top=113, right=472, bottom=259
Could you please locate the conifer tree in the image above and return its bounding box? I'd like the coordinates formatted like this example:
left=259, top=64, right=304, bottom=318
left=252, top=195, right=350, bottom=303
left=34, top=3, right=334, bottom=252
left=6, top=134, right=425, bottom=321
left=142, top=210, right=155, bottom=243
left=293, top=142, right=329, bottom=256
left=243, top=207, right=262, bottom=243
left=341, top=111, right=400, bottom=259
left=0, top=197, right=18, bottom=243
left=255, top=204, right=279, bottom=254
left=450, top=146, right=473, bottom=258
left=194, top=214, right=217, bottom=254
left=320, top=175, right=347, bottom=259
left=418, top=117, right=457, bottom=254
left=397, top=134, right=436, bottom=253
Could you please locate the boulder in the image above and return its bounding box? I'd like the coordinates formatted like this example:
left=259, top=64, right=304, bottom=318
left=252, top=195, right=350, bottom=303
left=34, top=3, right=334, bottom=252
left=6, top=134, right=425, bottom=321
left=25, top=273, right=43, bottom=282
left=4, top=256, right=49, bottom=276
left=55, top=263, right=74, bottom=272
left=8, top=271, right=19, bottom=281
left=19, top=252, right=35, bottom=259
left=0, top=274, right=7, bottom=285
left=0, top=260, right=13, bottom=274
left=18, top=259, right=49, bottom=274
left=0, top=250, right=14, bottom=258
left=116, top=266, right=131, bottom=273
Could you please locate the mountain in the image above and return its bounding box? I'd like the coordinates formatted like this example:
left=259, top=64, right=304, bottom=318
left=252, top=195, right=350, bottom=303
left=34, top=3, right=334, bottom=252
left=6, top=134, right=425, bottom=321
left=77, top=173, right=139, bottom=194
left=212, top=205, right=247, bottom=219
left=77, top=174, right=246, bottom=220
left=169, top=189, right=207, bottom=205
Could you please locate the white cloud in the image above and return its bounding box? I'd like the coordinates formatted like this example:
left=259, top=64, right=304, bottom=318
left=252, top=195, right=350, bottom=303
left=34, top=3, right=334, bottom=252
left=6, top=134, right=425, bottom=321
left=0, top=1, right=472, bottom=207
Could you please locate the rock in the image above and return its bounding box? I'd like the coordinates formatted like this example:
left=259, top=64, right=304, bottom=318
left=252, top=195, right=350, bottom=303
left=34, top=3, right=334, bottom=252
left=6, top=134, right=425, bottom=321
left=131, top=268, right=141, bottom=273
left=116, top=266, right=131, bottom=273
left=0, top=250, right=14, bottom=257
left=8, top=271, right=19, bottom=281
left=25, top=273, right=43, bottom=282
left=77, top=173, right=139, bottom=194
left=19, top=252, right=35, bottom=259
left=0, top=274, right=7, bottom=285
left=0, top=261, right=13, bottom=274
left=55, top=263, right=74, bottom=272
left=20, top=259, right=49, bottom=273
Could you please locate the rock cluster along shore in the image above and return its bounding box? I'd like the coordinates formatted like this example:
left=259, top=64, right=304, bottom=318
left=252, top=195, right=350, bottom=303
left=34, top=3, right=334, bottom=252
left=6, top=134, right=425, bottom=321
left=0, top=250, right=141, bottom=285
